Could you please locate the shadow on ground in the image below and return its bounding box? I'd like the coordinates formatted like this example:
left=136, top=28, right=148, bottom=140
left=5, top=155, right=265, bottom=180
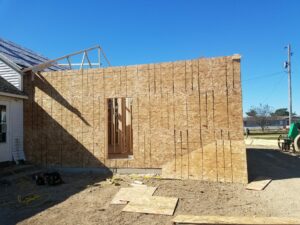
left=0, top=167, right=112, bottom=225
left=0, top=72, right=114, bottom=225
left=247, top=148, right=300, bottom=182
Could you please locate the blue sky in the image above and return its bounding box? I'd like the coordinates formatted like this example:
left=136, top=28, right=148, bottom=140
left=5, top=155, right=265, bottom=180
left=0, top=0, right=299, bottom=115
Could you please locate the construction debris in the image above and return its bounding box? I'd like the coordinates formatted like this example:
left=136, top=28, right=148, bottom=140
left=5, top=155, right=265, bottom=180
left=110, top=186, right=157, bottom=204
left=246, top=177, right=272, bottom=191
left=122, top=196, right=178, bottom=216
left=105, top=176, right=124, bottom=186
left=130, top=180, right=147, bottom=187
left=133, top=180, right=143, bottom=185
left=111, top=182, right=178, bottom=216
left=130, top=183, right=147, bottom=188
left=17, top=194, right=41, bottom=205
left=32, top=172, right=63, bottom=186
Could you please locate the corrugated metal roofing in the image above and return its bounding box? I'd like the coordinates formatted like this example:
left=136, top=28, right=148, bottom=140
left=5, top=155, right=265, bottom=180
left=0, top=76, right=26, bottom=97
left=0, top=37, right=65, bottom=71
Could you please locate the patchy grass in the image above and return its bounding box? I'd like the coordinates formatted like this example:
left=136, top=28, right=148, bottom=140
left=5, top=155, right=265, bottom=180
left=247, top=130, right=287, bottom=135
left=244, top=129, right=288, bottom=140
left=246, top=134, right=281, bottom=140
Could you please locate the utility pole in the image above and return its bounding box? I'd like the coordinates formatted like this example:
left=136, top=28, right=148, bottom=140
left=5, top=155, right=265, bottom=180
left=285, top=44, right=293, bottom=126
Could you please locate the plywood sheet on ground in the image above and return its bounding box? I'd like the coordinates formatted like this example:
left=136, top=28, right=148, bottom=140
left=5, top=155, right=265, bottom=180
left=111, top=186, right=157, bottom=204
left=122, top=196, right=178, bottom=215
left=172, top=215, right=300, bottom=224
left=246, top=177, right=272, bottom=191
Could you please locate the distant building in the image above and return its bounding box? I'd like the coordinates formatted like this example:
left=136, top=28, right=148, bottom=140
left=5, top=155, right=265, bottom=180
left=243, top=116, right=300, bottom=130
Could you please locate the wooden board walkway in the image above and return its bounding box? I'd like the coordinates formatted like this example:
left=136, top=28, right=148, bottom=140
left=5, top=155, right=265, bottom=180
left=246, top=177, right=272, bottom=191
left=123, top=196, right=178, bottom=216
left=111, top=186, right=157, bottom=204
left=172, top=215, right=300, bottom=225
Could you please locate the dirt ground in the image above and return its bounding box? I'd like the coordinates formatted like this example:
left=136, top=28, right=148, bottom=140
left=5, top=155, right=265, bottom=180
left=1, top=148, right=300, bottom=225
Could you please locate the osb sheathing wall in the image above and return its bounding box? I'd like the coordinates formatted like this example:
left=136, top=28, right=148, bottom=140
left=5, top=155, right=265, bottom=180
left=23, top=55, right=248, bottom=183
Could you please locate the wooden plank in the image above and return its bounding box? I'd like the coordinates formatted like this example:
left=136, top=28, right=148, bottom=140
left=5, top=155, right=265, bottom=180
left=110, top=186, right=157, bottom=204
left=172, top=215, right=300, bottom=225
left=122, top=196, right=178, bottom=216
left=246, top=177, right=272, bottom=191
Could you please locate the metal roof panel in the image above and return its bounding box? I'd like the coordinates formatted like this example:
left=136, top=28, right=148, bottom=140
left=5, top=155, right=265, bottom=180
left=0, top=37, right=66, bottom=71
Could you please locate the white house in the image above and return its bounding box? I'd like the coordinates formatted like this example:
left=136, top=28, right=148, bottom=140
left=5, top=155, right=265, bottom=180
left=0, top=38, right=64, bottom=163
left=0, top=77, right=27, bottom=162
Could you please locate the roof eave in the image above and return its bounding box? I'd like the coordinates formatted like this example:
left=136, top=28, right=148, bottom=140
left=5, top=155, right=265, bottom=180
left=0, top=91, right=28, bottom=99
left=0, top=53, right=24, bottom=75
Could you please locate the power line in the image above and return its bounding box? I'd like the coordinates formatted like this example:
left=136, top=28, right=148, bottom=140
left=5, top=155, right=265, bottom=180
left=260, top=73, right=286, bottom=104
left=243, top=71, right=284, bottom=82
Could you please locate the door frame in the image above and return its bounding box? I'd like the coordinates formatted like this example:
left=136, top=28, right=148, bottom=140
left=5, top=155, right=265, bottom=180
left=0, top=100, right=10, bottom=162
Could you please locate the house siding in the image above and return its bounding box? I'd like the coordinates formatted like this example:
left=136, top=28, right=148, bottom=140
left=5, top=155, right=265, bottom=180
left=0, top=60, right=22, bottom=90
left=10, top=99, right=25, bottom=160
left=0, top=96, right=25, bottom=161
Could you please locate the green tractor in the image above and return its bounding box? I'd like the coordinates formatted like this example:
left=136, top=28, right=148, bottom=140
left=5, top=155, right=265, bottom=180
left=278, top=122, right=300, bottom=152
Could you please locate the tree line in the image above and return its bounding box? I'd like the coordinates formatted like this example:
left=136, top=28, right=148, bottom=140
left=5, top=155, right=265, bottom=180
left=245, top=104, right=296, bottom=131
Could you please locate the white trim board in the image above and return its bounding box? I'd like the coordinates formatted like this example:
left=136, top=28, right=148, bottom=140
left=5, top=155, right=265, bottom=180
left=0, top=92, right=28, bottom=99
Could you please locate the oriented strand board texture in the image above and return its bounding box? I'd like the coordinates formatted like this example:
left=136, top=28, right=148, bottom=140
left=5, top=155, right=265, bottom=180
left=111, top=186, right=157, bottom=204
left=23, top=55, right=248, bottom=183
left=246, top=177, right=272, bottom=191
left=122, top=196, right=178, bottom=216
left=172, top=215, right=300, bottom=224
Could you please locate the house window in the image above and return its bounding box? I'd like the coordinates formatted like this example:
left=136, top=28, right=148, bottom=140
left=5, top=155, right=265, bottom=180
left=0, top=105, right=7, bottom=143
left=107, top=98, right=133, bottom=159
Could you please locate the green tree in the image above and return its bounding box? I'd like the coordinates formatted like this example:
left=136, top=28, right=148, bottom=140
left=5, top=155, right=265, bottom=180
left=271, top=108, right=289, bottom=116
left=246, top=109, right=257, bottom=117
left=271, top=108, right=296, bottom=116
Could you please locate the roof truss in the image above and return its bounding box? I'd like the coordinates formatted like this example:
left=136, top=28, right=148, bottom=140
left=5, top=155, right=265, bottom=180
left=23, top=45, right=111, bottom=72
